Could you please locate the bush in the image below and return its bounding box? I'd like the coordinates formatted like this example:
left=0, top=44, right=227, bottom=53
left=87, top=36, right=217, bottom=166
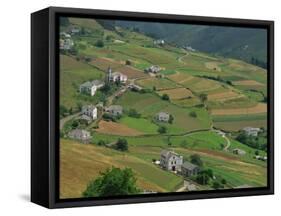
left=128, top=108, right=141, bottom=118
left=82, top=167, right=139, bottom=197
left=161, top=94, right=170, bottom=101
left=95, top=39, right=104, bottom=48
left=116, top=138, right=128, bottom=151
left=213, top=181, right=224, bottom=189
left=221, top=179, right=227, bottom=184
left=158, top=126, right=167, bottom=134
left=168, top=115, right=174, bottom=124
left=190, top=154, right=203, bottom=167
left=102, top=113, right=117, bottom=122
left=189, top=111, right=197, bottom=118
left=97, top=140, right=106, bottom=146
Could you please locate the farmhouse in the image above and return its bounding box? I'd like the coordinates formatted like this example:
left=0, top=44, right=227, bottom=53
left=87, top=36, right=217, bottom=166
left=128, top=83, right=143, bottom=91
left=70, top=26, right=80, bottom=34
left=68, top=129, right=91, bottom=143
left=80, top=115, right=92, bottom=124
left=232, top=148, right=246, bottom=155
left=145, top=65, right=161, bottom=73
left=82, top=105, right=97, bottom=120
left=156, top=112, right=170, bottom=122
left=160, top=150, right=183, bottom=172
left=79, top=80, right=105, bottom=96
left=60, top=38, right=74, bottom=50
left=181, top=161, right=200, bottom=177
left=107, top=67, right=127, bottom=83
left=242, top=127, right=261, bottom=136
left=154, top=39, right=165, bottom=45
left=105, top=105, right=123, bottom=116
left=60, top=32, right=71, bottom=38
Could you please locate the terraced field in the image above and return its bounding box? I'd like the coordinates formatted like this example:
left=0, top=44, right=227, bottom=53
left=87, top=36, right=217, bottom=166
left=59, top=17, right=268, bottom=198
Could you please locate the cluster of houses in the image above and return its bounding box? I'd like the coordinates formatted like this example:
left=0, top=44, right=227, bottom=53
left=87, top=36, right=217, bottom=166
left=79, top=67, right=128, bottom=97
left=159, top=150, right=200, bottom=177
left=144, top=65, right=161, bottom=74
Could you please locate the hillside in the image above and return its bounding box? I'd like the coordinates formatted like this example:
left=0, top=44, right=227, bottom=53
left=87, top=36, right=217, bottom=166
left=59, top=17, right=268, bottom=199
left=116, top=21, right=267, bottom=66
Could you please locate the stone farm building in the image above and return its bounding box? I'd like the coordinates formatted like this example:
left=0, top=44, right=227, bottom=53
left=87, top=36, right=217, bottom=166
left=107, top=67, right=127, bottom=83
left=105, top=105, right=123, bottom=116
left=68, top=129, right=91, bottom=143
left=60, top=38, right=74, bottom=50
left=156, top=112, right=170, bottom=122
left=82, top=105, right=97, bottom=120
left=79, top=80, right=104, bottom=96
left=242, top=127, right=261, bottom=136
left=232, top=148, right=246, bottom=155
left=181, top=161, right=200, bottom=177
left=145, top=65, right=161, bottom=73
left=160, top=150, right=183, bottom=172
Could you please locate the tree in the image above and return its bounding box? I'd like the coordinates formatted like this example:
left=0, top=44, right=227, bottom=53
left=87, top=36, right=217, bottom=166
left=161, top=94, right=170, bottom=101
left=60, top=105, right=68, bottom=117
left=158, top=126, right=167, bottom=134
left=199, top=93, right=208, bottom=104
left=116, top=138, right=128, bottom=151
left=189, top=111, right=197, bottom=118
left=128, top=108, right=141, bottom=118
left=196, top=172, right=210, bottom=185
left=255, top=150, right=260, bottom=156
left=97, top=140, right=106, bottom=146
left=221, top=179, right=227, bottom=185
left=95, top=39, right=104, bottom=48
left=168, top=114, right=174, bottom=124
left=82, top=167, right=139, bottom=197
left=213, top=181, right=223, bottom=189
left=190, top=154, right=203, bottom=167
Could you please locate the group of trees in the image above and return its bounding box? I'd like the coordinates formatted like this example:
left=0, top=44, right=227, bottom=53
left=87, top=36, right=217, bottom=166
left=83, top=167, right=139, bottom=197
left=198, top=75, right=233, bottom=86
left=127, top=108, right=141, bottom=118
left=236, top=130, right=267, bottom=151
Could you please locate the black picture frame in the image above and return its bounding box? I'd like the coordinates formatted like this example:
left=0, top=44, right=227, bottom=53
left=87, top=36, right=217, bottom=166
left=31, top=6, right=274, bottom=209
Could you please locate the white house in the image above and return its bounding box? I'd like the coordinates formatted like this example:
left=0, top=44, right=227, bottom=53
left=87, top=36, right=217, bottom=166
left=156, top=112, right=170, bottom=122
left=144, top=65, right=161, bottom=73
left=68, top=129, right=91, bottom=143
left=160, top=150, right=183, bottom=172
left=154, top=39, right=165, bottom=45
left=82, top=105, right=98, bottom=120
left=107, top=67, right=128, bottom=83
left=79, top=80, right=105, bottom=96
left=242, top=127, right=261, bottom=136
left=60, top=38, right=74, bottom=50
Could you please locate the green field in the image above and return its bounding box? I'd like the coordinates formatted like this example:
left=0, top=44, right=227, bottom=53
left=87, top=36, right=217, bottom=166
left=119, top=116, right=159, bottom=134
left=59, top=17, right=268, bottom=198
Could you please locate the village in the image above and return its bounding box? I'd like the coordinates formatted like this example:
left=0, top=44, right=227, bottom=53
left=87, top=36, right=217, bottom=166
left=59, top=18, right=268, bottom=197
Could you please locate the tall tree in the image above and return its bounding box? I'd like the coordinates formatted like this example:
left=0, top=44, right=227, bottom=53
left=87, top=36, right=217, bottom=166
left=83, top=167, right=139, bottom=197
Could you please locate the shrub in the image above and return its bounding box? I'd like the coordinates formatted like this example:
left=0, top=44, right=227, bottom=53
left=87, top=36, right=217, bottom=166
left=116, top=138, right=128, bottom=151
left=161, top=94, right=170, bottom=101
left=189, top=111, right=197, bottom=118
left=190, top=154, right=203, bottom=167
left=95, top=39, right=104, bottom=48
left=158, top=126, right=167, bottom=134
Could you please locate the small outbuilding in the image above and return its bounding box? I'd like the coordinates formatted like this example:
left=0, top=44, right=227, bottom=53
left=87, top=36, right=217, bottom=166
left=181, top=161, right=200, bottom=177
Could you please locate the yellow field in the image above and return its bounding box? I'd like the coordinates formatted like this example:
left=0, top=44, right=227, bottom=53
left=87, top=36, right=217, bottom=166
left=60, top=139, right=166, bottom=198
left=233, top=80, right=265, bottom=86
left=157, top=88, right=194, bottom=100
left=95, top=120, right=144, bottom=136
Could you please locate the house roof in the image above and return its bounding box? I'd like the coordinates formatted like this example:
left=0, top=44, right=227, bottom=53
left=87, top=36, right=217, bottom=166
left=80, top=114, right=92, bottom=121
left=160, top=150, right=180, bottom=160
left=112, top=72, right=127, bottom=78
left=107, top=105, right=123, bottom=112
left=82, top=104, right=97, bottom=111
left=80, top=80, right=104, bottom=88
left=243, top=127, right=260, bottom=132
left=157, top=112, right=169, bottom=118
left=68, top=129, right=90, bottom=137
left=182, top=161, right=199, bottom=171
